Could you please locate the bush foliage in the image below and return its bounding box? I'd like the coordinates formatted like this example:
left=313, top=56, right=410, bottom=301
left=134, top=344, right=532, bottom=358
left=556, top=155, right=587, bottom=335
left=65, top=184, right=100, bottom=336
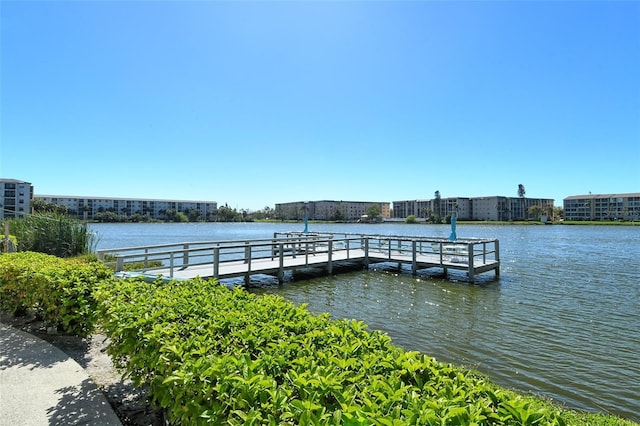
left=0, top=252, right=113, bottom=336
left=95, top=277, right=568, bottom=425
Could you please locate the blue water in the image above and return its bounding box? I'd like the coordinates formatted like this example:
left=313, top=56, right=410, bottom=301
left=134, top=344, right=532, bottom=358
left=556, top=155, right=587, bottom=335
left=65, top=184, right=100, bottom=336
left=91, top=222, right=640, bottom=421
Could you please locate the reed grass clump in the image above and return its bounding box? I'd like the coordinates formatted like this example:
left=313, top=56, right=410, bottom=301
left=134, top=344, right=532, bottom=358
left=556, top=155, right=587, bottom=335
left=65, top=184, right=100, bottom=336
left=5, top=213, right=97, bottom=257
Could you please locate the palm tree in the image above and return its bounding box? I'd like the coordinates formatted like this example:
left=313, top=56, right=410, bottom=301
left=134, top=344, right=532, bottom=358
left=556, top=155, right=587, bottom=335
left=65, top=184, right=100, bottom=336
left=545, top=206, right=554, bottom=221
left=517, top=184, right=526, bottom=220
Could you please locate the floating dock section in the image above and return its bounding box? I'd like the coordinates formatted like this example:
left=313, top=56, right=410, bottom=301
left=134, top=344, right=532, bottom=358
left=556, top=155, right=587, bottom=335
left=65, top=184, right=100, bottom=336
left=98, top=232, right=500, bottom=285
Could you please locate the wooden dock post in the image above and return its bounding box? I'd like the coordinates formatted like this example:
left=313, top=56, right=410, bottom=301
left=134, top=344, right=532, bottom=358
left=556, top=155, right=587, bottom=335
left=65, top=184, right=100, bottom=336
left=495, top=240, right=500, bottom=278
left=115, top=256, right=124, bottom=272
left=183, top=244, right=189, bottom=267
left=327, top=239, right=333, bottom=275
left=363, top=238, right=369, bottom=267
left=245, top=242, right=251, bottom=285
left=411, top=240, right=417, bottom=275
left=467, top=243, right=475, bottom=283
left=213, top=247, right=220, bottom=277
left=278, top=242, right=285, bottom=283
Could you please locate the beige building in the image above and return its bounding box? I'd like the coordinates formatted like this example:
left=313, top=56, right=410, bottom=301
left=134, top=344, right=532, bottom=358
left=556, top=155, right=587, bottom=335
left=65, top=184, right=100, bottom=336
left=563, top=193, right=640, bottom=221
left=0, top=178, right=33, bottom=219
left=275, top=200, right=391, bottom=221
left=393, top=198, right=472, bottom=220
left=393, top=196, right=555, bottom=221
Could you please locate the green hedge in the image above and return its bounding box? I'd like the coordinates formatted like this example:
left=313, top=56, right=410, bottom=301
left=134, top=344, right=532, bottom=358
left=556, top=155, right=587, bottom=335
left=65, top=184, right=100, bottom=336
left=0, top=252, right=113, bottom=336
left=95, top=277, right=567, bottom=425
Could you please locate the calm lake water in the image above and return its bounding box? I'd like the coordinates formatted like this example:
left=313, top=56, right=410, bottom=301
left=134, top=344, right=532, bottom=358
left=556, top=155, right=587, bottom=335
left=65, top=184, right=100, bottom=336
left=91, top=222, right=640, bottom=421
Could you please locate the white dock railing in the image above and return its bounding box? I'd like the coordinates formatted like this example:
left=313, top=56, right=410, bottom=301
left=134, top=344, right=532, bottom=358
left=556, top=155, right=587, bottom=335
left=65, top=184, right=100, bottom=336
left=97, top=232, right=499, bottom=283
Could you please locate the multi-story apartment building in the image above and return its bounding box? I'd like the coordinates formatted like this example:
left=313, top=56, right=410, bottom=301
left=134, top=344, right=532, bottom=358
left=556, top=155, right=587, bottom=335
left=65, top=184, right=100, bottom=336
left=393, top=196, right=555, bottom=221
left=36, top=195, right=218, bottom=221
left=0, top=179, right=34, bottom=219
left=393, top=198, right=473, bottom=220
left=391, top=199, right=432, bottom=219
left=467, top=196, right=555, bottom=221
left=563, top=193, right=640, bottom=221
left=275, top=200, right=391, bottom=221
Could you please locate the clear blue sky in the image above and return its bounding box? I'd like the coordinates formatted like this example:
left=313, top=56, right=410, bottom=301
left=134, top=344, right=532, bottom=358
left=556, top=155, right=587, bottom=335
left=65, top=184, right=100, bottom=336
left=2, top=1, right=639, bottom=211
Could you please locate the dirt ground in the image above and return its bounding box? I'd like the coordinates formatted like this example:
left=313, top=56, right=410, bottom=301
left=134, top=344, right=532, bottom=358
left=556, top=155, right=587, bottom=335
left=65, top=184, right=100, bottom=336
left=1, top=314, right=165, bottom=426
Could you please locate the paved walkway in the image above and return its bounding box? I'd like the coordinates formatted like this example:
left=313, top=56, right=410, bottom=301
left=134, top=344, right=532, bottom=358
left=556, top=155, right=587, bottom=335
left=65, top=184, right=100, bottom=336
left=0, top=322, right=121, bottom=426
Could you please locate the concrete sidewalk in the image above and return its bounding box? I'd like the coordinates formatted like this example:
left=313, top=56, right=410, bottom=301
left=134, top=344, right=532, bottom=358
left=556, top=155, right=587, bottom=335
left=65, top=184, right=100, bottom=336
left=0, top=322, right=122, bottom=426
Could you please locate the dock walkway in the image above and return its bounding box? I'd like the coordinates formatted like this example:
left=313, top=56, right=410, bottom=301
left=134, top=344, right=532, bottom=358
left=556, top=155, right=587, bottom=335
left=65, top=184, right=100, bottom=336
left=98, top=232, right=500, bottom=284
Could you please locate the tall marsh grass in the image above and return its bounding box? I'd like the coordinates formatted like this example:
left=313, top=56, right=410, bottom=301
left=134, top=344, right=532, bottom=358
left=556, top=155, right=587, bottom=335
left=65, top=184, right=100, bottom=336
left=5, top=213, right=97, bottom=257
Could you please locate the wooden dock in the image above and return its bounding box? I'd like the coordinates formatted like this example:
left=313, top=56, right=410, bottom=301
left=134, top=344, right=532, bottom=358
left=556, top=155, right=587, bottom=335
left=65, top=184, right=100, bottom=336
left=97, top=232, right=500, bottom=284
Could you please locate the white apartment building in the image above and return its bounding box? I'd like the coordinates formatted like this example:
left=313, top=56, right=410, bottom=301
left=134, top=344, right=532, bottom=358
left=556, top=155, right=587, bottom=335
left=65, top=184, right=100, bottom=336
left=563, top=193, right=640, bottom=221
left=275, top=200, right=391, bottom=221
left=36, top=195, right=218, bottom=221
left=0, top=179, right=33, bottom=219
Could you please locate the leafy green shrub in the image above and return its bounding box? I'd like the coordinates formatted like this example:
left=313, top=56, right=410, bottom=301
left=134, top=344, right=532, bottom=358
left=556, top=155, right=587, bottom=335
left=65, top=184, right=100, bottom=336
left=0, top=252, right=114, bottom=336
left=405, top=215, right=417, bottom=224
left=6, top=213, right=96, bottom=257
left=95, top=277, right=567, bottom=425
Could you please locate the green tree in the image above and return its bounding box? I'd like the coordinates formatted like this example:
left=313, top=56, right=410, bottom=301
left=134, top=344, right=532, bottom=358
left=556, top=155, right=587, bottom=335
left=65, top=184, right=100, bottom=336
left=434, top=191, right=442, bottom=223
left=173, top=212, right=189, bottom=223
left=405, top=215, right=417, bottom=223
left=545, top=205, right=555, bottom=221
left=330, top=208, right=345, bottom=221
left=517, top=184, right=526, bottom=220
left=32, top=199, right=68, bottom=216
left=554, top=206, right=564, bottom=221
left=216, top=204, right=241, bottom=222
left=185, top=209, right=201, bottom=222
left=366, top=204, right=381, bottom=221
left=528, top=205, right=543, bottom=221
left=164, top=209, right=177, bottom=221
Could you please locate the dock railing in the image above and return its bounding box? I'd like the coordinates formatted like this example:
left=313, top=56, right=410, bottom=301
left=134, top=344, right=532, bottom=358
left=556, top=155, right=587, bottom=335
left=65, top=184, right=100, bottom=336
left=97, top=232, right=499, bottom=283
left=97, top=234, right=365, bottom=279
